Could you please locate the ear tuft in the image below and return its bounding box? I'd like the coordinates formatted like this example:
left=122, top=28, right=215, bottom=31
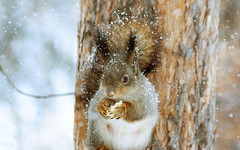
left=126, top=33, right=136, bottom=64
left=95, top=28, right=109, bottom=62
left=128, top=33, right=136, bottom=53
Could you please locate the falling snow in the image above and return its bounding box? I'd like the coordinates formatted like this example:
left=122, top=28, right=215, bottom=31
left=0, top=0, right=240, bottom=149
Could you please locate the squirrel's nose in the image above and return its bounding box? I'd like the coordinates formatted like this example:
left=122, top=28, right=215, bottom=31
left=107, top=91, right=115, bottom=97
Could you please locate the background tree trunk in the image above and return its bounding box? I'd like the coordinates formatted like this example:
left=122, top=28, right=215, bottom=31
left=74, top=0, right=219, bottom=149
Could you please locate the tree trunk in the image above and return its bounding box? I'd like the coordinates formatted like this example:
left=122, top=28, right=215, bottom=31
left=74, top=0, right=219, bottom=149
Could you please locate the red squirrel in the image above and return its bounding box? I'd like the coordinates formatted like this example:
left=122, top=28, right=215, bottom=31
left=87, top=20, right=160, bottom=150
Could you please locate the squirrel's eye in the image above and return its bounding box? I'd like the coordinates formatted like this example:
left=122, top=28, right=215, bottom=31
left=121, top=75, right=129, bottom=84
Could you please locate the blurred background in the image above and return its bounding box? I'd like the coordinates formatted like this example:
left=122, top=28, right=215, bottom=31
left=0, top=0, right=239, bottom=150
left=0, top=0, right=79, bottom=149
left=216, top=0, right=240, bottom=149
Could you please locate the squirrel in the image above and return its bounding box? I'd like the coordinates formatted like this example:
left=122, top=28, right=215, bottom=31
left=87, top=20, right=160, bottom=150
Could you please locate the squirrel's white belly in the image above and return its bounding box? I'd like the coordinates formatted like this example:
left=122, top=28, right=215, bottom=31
left=97, top=116, right=157, bottom=150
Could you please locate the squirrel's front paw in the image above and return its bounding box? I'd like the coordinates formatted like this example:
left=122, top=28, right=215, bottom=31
left=97, top=98, right=115, bottom=118
left=109, top=101, right=127, bottom=119
left=95, top=146, right=109, bottom=150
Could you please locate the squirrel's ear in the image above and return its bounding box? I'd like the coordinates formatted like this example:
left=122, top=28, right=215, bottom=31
left=126, top=33, right=136, bottom=64
left=95, top=28, right=110, bottom=63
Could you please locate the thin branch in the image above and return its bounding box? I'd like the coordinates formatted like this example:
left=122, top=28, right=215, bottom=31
left=0, top=64, right=75, bottom=99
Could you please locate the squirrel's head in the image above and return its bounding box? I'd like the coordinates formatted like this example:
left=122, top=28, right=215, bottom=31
left=95, top=28, right=140, bottom=99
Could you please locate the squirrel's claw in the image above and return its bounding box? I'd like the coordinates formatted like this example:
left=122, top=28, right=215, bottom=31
left=97, top=99, right=128, bottom=120
left=97, top=98, right=115, bottom=118
left=110, top=102, right=127, bottom=120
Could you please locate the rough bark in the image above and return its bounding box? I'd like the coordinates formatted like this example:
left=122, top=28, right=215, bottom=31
left=74, top=0, right=219, bottom=149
